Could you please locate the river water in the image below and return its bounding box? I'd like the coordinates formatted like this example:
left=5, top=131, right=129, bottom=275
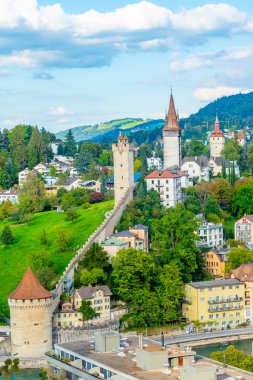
left=195, top=338, right=253, bottom=357
left=0, top=369, right=41, bottom=379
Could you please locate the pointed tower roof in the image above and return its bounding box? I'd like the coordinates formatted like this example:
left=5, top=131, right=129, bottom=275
left=163, top=93, right=181, bottom=132
left=210, top=114, right=224, bottom=137
left=8, top=267, right=52, bottom=300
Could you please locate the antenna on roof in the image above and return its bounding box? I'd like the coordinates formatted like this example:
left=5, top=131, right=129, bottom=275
left=170, top=84, right=173, bottom=94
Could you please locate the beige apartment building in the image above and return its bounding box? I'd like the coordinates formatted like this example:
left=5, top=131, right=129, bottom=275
left=235, top=215, right=253, bottom=245
left=182, top=279, right=245, bottom=330
left=231, top=263, right=253, bottom=323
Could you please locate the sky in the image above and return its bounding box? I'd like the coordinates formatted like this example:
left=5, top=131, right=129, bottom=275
left=1, top=0, right=253, bottom=133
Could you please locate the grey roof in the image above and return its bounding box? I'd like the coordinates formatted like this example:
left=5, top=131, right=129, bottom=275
left=0, top=190, right=19, bottom=195
left=55, top=176, right=79, bottom=186
left=211, top=157, right=236, bottom=168
left=129, top=224, right=149, bottom=230
left=112, top=231, right=136, bottom=238
left=101, top=237, right=128, bottom=247
left=188, top=279, right=242, bottom=289
left=182, top=156, right=209, bottom=168
left=76, top=285, right=112, bottom=300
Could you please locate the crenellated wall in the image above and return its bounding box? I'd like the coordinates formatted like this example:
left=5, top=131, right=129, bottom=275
left=51, top=186, right=135, bottom=312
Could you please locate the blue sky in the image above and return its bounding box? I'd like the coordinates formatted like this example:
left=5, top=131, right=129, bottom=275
left=1, top=0, right=253, bottom=133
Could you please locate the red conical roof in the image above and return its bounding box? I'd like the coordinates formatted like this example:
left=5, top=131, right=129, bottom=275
left=210, top=114, right=224, bottom=137
left=8, top=267, right=52, bottom=300
left=163, top=93, right=181, bottom=132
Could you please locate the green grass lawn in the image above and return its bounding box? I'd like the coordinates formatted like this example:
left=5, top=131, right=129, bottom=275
left=0, top=201, right=113, bottom=315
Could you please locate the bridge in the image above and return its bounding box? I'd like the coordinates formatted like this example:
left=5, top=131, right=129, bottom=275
left=51, top=186, right=135, bottom=312
left=151, top=327, right=253, bottom=347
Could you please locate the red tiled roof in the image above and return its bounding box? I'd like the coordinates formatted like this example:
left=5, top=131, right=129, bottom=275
left=145, top=169, right=185, bottom=179
left=8, top=267, right=52, bottom=300
left=237, top=130, right=244, bottom=139
left=210, top=115, right=224, bottom=137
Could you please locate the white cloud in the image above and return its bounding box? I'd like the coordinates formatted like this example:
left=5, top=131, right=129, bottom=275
left=48, top=106, right=74, bottom=116
left=193, top=86, right=252, bottom=102
left=170, top=3, right=245, bottom=33
left=170, top=56, right=213, bottom=72
left=0, top=1, right=251, bottom=69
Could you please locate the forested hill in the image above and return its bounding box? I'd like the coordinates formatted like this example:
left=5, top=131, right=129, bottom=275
left=55, top=118, right=164, bottom=143
left=56, top=92, right=253, bottom=142
left=181, top=92, right=253, bottom=139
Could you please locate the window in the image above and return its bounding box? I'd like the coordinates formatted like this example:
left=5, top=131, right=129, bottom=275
left=209, top=314, right=213, bottom=319
left=236, top=312, right=240, bottom=316
left=222, top=313, right=226, bottom=317
left=216, top=314, right=219, bottom=318
left=200, top=297, right=204, bottom=302
left=200, top=289, right=204, bottom=293
left=201, top=316, right=204, bottom=320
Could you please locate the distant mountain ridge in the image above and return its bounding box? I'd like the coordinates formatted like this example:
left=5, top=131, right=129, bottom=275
left=55, top=92, right=253, bottom=142
left=55, top=118, right=164, bottom=142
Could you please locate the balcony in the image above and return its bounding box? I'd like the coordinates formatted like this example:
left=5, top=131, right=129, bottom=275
left=208, top=297, right=243, bottom=304
left=208, top=304, right=242, bottom=312
left=183, top=299, right=192, bottom=305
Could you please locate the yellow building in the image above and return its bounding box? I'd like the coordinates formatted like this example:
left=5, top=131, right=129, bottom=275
left=205, top=249, right=229, bottom=277
left=182, top=279, right=245, bottom=330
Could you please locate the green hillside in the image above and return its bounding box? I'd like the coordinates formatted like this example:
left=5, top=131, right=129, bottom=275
left=0, top=201, right=113, bottom=316
left=55, top=118, right=163, bottom=142
left=181, top=92, right=253, bottom=139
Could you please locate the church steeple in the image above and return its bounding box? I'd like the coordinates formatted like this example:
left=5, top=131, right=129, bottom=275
left=163, top=92, right=181, bottom=132
left=163, top=91, right=182, bottom=169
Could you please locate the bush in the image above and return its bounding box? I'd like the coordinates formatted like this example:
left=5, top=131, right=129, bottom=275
left=1, top=226, right=14, bottom=245
left=65, top=208, right=80, bottom=223
left=89, top=192, right=104, bottom=204
left=82, top=202, right=91, bottom=209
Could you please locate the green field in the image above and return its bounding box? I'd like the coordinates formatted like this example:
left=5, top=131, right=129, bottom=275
left=0, top=201, right=113, bottom=315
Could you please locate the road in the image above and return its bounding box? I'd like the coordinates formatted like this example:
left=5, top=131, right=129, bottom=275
left=150, top=326, right=253, bottom=345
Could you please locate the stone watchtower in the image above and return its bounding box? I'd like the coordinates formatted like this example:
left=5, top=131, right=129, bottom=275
left=112, top=135, right=134, bottom=205
left=163, top=92, right=182, bottom=169
left=210, top=115, right=225, bottom=158
left=8, top=267, right=52, bottom=357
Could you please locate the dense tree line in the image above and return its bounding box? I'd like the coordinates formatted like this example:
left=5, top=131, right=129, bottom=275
left=0, top=125, right=55, bottom=188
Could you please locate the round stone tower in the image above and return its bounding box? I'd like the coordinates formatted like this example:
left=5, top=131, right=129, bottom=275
left=8, top=267, right=52, bottom=357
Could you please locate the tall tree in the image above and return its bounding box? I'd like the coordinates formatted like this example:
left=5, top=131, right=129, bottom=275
left=78, top=300, right=99, bottom=324
left=27, top=127, right=47, bottom=168
left=73, top=149, right=93, bottom=174
left=64, top=130, right=77, bottom=157
left=19, top=172, right=45, bottom=213
left=152, top=203, right=199, bottom=282
left=9, top=125, right=28, bottom=170
left=79, top=243, right=109, bottom=272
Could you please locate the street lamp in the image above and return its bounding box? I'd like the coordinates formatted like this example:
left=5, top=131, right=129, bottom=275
left=223, top=353, right=226, bottom=367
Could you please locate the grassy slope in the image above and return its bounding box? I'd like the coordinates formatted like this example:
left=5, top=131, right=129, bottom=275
left=0, top=201, right=113, bottom=313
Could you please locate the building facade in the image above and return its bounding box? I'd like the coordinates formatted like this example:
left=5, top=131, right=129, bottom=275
left=163, top=93, right=181, bottom=169
left=147, top=156, right=162, bottom=170
left=0, top=190, right=19, bottom=204
left=145, top=169, right=188, bottom=208
left=181, top=156, right=209, bottom=183
left=182, top=279, right=245, bottom=330
left=197, top=222, right=223, bottom=248
left=73, top=286, right=112, bottom=322
left=8, top=267, right=52, bottom=357
left=231, top=263, right=253, bottom=323
left=205, top=249, right=229, bottom=277
left=208, top=157, right=240, bottom=177
left=112, top=135, right=134, bottom=205
left=235, top=215, right=253, bottom=245
left=209, top=115, right=225, bottom=158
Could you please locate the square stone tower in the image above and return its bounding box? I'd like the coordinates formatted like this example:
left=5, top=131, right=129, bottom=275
left=112, top=135, right=134, bottom=205
left=210, top=115, right=225, bottom=158
left=163, top=93, right=182, bottom=169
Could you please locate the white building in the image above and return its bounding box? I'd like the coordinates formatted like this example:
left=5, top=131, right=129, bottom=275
left=18, top=168, right=32, bottom=186
left=209, top=115, right=225, bottom=158
left=145, top=169, right=189, bottom=208
left=163, top=93, right=182, bottom=169
left=0, top=190, right=19, bottom=204
left=55, top=176, right=80, bottom=191
left=147, top=156, right=162, bottom=170
left=197, top=222, right=224, bottom=248
left=181, top=156, right=209, bottom=183
left=208, top=157, right=240, bottom=177
left=33, top=162, right=50, bottom=176
left=112, top=135, right=134, bottom=205
left=80, top=180, right=101, bottom=192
